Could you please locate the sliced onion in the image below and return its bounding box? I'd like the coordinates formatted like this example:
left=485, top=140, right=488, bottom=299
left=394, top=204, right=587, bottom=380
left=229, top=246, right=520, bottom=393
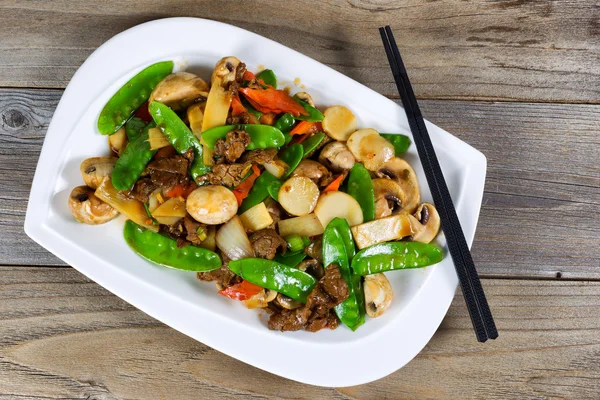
left=216, top=215, right=255, bottom=260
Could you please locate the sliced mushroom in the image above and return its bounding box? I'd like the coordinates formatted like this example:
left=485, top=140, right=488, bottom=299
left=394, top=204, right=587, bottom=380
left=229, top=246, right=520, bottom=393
left=243, top=289, right=277, bottom=309
left=318, top=141, right=355, bottom=172
left=80, top=157, right=117, bottom=189
left=372, top=178, right=407, bottom=219
left=376, top=157, right=420, bottom=214
left=68, top=186, right=119, bottom=225
left=108, top=126, right=127, bottom=156
left=297, top=259, right=325, bottom=280
left=408, top=203, right=441, bottom=243
left=149, top=72, right=209, bottom=112
left=364, top=273, right=393, bottom=318
left=346, top=128, right=395, bottom=171
left=293, top=92, right=314, bottom=106
left=211, top=56, right=241, bottom=90
left=275, top=293, right=303, bottom=310
left=292, top=160, right=329, bottom=183
left=186, top=185, right=238, bottom=225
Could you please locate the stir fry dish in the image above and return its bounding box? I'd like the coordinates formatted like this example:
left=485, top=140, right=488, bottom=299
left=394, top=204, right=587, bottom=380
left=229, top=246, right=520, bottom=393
left=69, top=57, right=444, bottom=332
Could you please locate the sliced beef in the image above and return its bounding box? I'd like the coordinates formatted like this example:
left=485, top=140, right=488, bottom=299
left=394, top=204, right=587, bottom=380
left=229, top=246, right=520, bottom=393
left=268, top=264, right=348, bottom=332
left=304, top=236, right=323, bottom=264
left=159, top=219, right=189, bottom=248
left=183, top=214, right=207, bottom=246
left=227, top=112, right=254, bottom=125
left=129, top=177, right=159, bottom=203
left=213, top=130, right=251, bottom=164
left=197, top=251, right=241, bottom=290
left=240, top=148, right=277, bottom=165
left=146, top=153, right=191, bottom=175
left=204, top=163, right=248, bottom=187
left=249, top=229, right=286, bottom=260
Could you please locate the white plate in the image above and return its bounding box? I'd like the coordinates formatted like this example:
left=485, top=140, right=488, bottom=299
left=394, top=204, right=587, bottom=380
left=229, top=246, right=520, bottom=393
left=25, top=17, right=486, bottom=387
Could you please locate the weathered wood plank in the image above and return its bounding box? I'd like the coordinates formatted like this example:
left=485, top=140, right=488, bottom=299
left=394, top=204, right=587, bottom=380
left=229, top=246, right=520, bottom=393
left=1, top=88, right=598, bottom=277
left=0, top=0, right=599, bottom=102
left=0, top=266, right=598, bottom=399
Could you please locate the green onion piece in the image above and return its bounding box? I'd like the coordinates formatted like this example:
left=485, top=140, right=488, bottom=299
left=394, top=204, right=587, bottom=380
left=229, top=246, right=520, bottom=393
left=285, top=234, right=305, bottom=253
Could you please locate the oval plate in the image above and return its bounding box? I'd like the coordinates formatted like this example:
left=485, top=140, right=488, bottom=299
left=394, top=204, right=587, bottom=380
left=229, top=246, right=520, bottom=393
left=24, top=17, right=486, bottom=387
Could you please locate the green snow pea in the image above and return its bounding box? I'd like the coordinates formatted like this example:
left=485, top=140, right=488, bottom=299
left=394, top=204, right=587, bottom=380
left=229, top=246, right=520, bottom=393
left=125, top=117, right=147, bottom=140
left=322, top=218, right=364, bottom=330
left=123, top=220, right=221, bottom=272
left=228, top=258, right=316, bottom=303
left=201, top=124, right=285, bottom=150
left=301, top=132, right=325, bottom=158
left=352, top=242, right=444, bottom=276
left=283, top=133, right=293, bottom=146
left=273, top=250, right=306, bottom=268
left=148, top=101, right=210, bottom=182
left=98, top=61, right=173, bottom=135
left=239, top=171, right=281, bottom=213
left=256, top=69, right=277, bottom=87
left=294, top=99, right=324, bottom=122
left=111, top=121, right=157, bottom=190
left=279, top=143, right=304, bottom=178
left=274, top=113, right=295, bottom=132
left=347, top=163, right=375, bottom=222
left=381, top=133, right=411, bottom=155
left=267, top=179, right=283, bottom=201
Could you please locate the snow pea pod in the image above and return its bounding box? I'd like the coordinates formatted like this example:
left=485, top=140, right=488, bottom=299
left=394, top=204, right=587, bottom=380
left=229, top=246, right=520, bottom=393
left=381, top=133, right=411, bottom=155
left=228, top=258, right=316, bottom=303
left=274, top=113, right=295, bottom=133
left=294, top=99, right=324, bottom=122
left=239, top=171, right=280, bottom=213
left=256, top=69, right=277, bottom=87
left=347, top=163, right=375, bottom=222
left=279, top=143, right=304, bottom=178
left=112, top=121, right=157, bottom=190
left=148, top=101, right=210, bottom=182
left=352, top=242, right=444, bottom=276
left=267, top=179, right=283, bottom=201
left=301, top=132, right=325, bottom=158
left=123, top=220, right=221, bottom=272
left=322, top=218, right=364, bottom=330
left=98, top=61, right=173, bottom=135
left=202, top=124, right=285, bottom=150
left=125, top=117, right=147, bottom=140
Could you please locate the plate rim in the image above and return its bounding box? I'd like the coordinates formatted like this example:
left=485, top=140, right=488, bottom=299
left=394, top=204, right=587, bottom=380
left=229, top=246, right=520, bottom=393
left=24, top=17, right=487, bottom=387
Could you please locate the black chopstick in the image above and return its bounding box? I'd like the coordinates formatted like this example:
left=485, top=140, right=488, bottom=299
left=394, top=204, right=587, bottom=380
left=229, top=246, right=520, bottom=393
left=379, top=26, right=498, bottom=342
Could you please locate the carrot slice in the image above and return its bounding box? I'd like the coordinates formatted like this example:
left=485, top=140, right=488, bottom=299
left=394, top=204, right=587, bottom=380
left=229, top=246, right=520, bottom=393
left=218, top=280, right=263, bottom=301
left=239, top=87, right=307, bottom=117
left=322, top=174, right=346, bottom=193
left=232, top=164, right=261, bottom=206
left=231, top=93, right=247, bottom=116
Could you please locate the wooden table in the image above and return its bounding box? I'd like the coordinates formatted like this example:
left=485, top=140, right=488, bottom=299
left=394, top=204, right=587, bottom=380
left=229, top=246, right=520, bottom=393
left=1, top=1, right=598, bottom=398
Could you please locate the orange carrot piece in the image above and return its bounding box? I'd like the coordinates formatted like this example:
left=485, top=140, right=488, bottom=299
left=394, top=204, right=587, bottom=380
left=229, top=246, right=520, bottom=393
left=243, top=70, right=256, bottom=81
left=231, top=93, right=247, bottom=116
left=218, top=280, right=263, bottom=300
left=289, top=121, right=318, bottom=136
left=232, top=164, right=261, bottom=206
left=239, top=87, right=307, bottom=117
left=322, top=174, right=345, bottom=193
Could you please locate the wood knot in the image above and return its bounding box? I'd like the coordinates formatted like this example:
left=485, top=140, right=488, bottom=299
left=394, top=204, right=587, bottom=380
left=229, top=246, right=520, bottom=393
left=2, top=108, right=28, bottom=129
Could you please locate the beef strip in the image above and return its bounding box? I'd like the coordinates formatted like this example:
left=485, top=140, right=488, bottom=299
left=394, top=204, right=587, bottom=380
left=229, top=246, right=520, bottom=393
left=146, top=151, right=191, bottom=175
left=249, top=229, right=287, bottom=260
left=129, top=177, right=159, bottom=202
left=227, top=112, right=254, bottom=125
left=268, top=264, right=348, bottom=332
left=213, top=130, right=251, bottom=164
left=158, top=219, right=190, bottom=248
left=197, top=252, right=241, bottom=290
left=304, top=236, right=323, bottom=264
left=183, top=214, right=207, bottom=246
left=240, top=148, right=277, bottom=165
left=203, top=163, right=248, bottom=187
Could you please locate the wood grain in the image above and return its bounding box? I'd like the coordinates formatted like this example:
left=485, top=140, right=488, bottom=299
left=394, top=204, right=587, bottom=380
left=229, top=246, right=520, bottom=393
left=0, top=266, right=598, bottom=399
left=0, top=0, right=599, bottom=102
left=2, top=88, right=598, bottom=278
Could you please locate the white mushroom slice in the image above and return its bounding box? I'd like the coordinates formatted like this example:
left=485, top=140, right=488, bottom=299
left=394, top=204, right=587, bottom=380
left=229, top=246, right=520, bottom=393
left=278, top=176, right=320, bottom=216
left=364, top=273, right=393, bottom=318
left=322, top=105, right=357, bottom=141
left=186, top=185, right=238, bottom=225
left=376, top=157, right=420, bottom=214
left=346, top=128, right=394, bottom=171
left=350, top=214, right=412, bottom=249
left=408, top=203, right=441, bottom=243
left=292, top=159, right=330, bottom=183
left=149, top=72, right=209, bottom=111
left=80, top=157, right=117, bottom=190
left=314, top=191, right=363, bottom=228
left=372, top=178, right=407, bottom=219
left=293, top=92, right=315, bottom=107
left=275, top=293, right=303, bottom=310
left=318, top=141, right=355, bottom=172
left=68, top=186, right=119, bottom=225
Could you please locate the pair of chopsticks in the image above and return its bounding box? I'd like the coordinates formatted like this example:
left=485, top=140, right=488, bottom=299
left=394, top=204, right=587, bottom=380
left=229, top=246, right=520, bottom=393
left=379, top=26, right=498, bottom=342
